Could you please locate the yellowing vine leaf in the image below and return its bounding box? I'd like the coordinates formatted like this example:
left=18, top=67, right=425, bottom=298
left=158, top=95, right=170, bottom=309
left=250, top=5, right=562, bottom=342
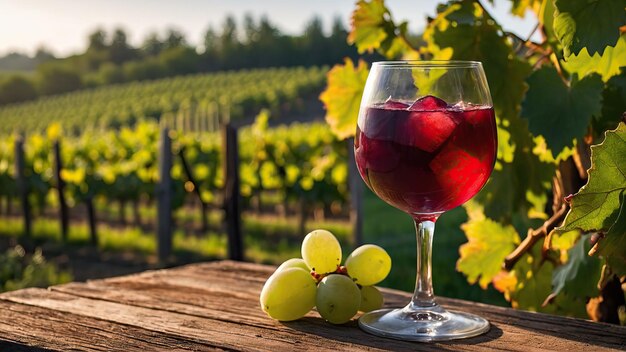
left=319, top=59, right=369, bottom=140
left=348, top=0, right=389, bottom=54
left=457, top=215, right=520, bottom=289
left=493, top=247, right=555, bottom=312
left=510, top=0, right=542, bottom=18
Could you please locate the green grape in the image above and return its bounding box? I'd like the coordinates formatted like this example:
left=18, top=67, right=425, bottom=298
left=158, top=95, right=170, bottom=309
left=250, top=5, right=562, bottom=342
left=276, top=258, right=310, bottom=273
left=359, top=286, right=383, bottom=312
left=260, top=268, right=316, bottom=321
left=301, top=229, right=342, bottom=274
left=316, top=274, right=360, bottom=324
left=345, top=244, right=391, bottom=286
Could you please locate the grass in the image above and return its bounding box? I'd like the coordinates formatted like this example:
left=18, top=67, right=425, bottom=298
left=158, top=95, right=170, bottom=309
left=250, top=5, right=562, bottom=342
left=0, top=212, right=348, bottom=267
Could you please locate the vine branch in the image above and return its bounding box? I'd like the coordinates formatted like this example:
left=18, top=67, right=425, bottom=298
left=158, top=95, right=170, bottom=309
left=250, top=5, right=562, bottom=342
left=504, top=31, right=549, bottom=55
left=525, top=22, right=540, bottom=43
left=503, top=204, right=568, bottom=270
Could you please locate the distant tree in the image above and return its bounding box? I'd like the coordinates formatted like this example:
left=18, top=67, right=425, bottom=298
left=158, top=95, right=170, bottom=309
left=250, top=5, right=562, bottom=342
left=218, top=16, right=241, bottom=69
left=87, top=29, right=108, bottom=52
left=329, top=17, right=359, bottom=63
left=36, top=63, right=83, bottom=95
left=220, top=16, right=239, bottom=49
left=0, top=75, right=37, bottom=105
left=302, top=16, right=328, bottom=65
left=142, top=32, right=164, bottom=56
left=85, top=29, right=110, bottom=70
left=257, top=16, right=279, bottom=41
left=34, top=46, right=55, bottom=63
left=164, top=28, right=187, bottom=49
left=109, top=28, right=136, bottom=64
left=243, top=13, right=258, bottom=44
left=202, top=26, right=218, bottom=53
left=200, top=27, right=219, bottom=71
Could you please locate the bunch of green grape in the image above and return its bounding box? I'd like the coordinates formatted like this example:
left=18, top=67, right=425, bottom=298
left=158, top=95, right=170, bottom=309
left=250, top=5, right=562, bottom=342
left=260, top=229, right=392, bottom=324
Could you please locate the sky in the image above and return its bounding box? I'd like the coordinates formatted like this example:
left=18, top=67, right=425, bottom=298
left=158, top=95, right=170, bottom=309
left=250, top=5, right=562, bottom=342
left=0, top=0, right=539, bottom=57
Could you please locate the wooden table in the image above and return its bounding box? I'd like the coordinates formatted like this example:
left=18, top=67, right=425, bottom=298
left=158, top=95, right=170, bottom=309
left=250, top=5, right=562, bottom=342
left=0, top=260, right=624, bottom=351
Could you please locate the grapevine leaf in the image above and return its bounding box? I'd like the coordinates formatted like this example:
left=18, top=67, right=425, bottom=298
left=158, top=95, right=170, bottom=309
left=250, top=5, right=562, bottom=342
left=554, top=0, right=626, bottom=56
left=551, top=234, right=602, bottom=299
left=606, top=258, right=626, bottom=278
left=493, top=242, right=555, bottom=312
left=596, top=70, right=626, bottom=134
left=521, top=67, right=603, bottom=153
left=423, top=0, right=532, bottom=121
left=539, top=0, right=559, bottom=48
left=319, top=59, right=369, bottom=140
left=560, top=123, right=626, bottom=233
left=457, top=216, right=520, bottom=289
left=596, top=192, right=626, bottom=277
left=510, top=0, right=542, bottom=17
left=496, top=123, right=515, bottom=165
left=476, top=118, right=555, bottom=222
left=562, top=34, right=626, bottom=82
left=551, top=230, right=581, bottom=252
left=348, top=0, right=389, bottom=54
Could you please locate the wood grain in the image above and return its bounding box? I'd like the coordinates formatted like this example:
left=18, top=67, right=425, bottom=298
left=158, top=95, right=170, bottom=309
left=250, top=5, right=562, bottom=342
left=0, top=299, right=220, bottom=351
left=0, top=260, right=624, bottom=352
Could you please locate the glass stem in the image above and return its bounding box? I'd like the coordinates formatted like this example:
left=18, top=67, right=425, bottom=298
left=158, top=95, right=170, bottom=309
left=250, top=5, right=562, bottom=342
left=411, top=219, right=436, bottom=308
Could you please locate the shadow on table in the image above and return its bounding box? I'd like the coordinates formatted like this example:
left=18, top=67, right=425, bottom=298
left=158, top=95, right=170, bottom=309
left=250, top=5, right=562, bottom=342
left=283, top=317, right=504, bottom=351
left=0, top=341, right=51, bottom=351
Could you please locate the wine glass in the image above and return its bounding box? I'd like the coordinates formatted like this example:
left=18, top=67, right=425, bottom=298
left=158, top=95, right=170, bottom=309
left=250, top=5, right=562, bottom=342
left=354, top=61, right=496, bottom=341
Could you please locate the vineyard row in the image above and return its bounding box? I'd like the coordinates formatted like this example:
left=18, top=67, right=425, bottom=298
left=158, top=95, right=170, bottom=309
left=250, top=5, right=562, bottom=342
left=0, top=66, right=328, bottom=134
left=0, top=118, right=359, bottom=260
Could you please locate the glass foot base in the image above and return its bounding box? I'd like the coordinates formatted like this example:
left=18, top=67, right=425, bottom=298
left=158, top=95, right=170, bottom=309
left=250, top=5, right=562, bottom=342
left=358, top=305, right=489, bottom=342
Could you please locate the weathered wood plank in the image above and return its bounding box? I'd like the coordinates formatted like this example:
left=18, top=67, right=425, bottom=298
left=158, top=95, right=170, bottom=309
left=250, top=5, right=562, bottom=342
left=0, top=299, right=221, bottom=351
left=1, top=288, right=392, bottom=352
left=45, top=262, right=626, bottom=351
left=1, top=261, right=624, bottom=352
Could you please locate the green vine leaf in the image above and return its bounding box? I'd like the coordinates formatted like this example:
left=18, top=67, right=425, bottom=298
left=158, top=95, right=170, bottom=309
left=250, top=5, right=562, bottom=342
left=554, top=0, right=626, bottom=56
left=560, top=122, right=626, bottom=233
left=423, top=0, right=532, bottom=121
left=562, top=34, right=626, bottom=82
left=539, top=0, right=559, bottom=49
left=457, top=212, right=520, bottom=289
left=510, top=0, right=542, bottom=17
left=319, top=59, right=369, bottom=140
left=596, top=70, right=626, bottom=134
left=348, top=0, right=389, bottom=54
left=596, top=192, right=626, bottom=277
left=521, top=66, right=603, bottom=153
left=476, top=117, right=555, bottom=222
left=551, top=234, right=602, bottom=299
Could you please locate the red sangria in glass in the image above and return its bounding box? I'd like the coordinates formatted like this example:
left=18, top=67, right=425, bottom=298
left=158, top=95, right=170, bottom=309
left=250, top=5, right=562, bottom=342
left=355, top=61, right=496, bottom=341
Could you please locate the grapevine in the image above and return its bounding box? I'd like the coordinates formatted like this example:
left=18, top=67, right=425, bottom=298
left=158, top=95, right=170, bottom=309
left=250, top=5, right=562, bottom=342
left=321, top=0, right=626, bottom=322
